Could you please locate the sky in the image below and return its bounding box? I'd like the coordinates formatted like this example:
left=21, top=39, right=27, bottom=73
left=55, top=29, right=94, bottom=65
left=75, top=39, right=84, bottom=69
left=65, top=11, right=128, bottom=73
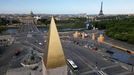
left=0, top=0, right=134, bottom=14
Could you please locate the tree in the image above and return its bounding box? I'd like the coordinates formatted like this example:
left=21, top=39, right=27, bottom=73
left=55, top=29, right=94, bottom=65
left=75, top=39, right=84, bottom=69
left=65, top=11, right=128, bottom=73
left=93, top=16, right=134, bottom=44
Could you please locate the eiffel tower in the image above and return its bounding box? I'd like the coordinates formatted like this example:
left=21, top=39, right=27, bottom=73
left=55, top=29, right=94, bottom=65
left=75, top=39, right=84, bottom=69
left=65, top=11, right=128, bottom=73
left=99, top=2, right=104, bottom=16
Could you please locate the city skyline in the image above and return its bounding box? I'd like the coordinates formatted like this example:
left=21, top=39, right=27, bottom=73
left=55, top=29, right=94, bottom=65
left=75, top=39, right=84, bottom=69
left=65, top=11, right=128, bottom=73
left=0, top=0, right=134, bottom=14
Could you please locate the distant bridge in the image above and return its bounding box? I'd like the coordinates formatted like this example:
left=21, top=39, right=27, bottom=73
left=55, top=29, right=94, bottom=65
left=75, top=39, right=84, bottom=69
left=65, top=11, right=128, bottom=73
left=5, top=24, right=46, bottom=28
left=18, top=24, right=40, bottom=33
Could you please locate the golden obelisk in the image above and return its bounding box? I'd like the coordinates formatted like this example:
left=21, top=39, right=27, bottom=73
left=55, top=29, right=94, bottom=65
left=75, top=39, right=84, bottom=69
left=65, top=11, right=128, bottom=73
left=43, top=16, right=67, bottom=75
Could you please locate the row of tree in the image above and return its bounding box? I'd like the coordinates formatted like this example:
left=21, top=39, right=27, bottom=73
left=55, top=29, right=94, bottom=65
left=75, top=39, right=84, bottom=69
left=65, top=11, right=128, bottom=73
left=0, top=26, right=7, bottom=33
left=92, top=16, right=134, bottom=44
left=0, top=18, right=8, bottom=33
left=38, top=17, right=86, bottom=29
left=0, top=18, right=20, bottom=33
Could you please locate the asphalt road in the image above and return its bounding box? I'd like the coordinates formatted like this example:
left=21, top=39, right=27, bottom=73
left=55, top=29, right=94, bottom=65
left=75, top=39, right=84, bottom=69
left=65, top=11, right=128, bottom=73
left=0, top=43, right=26, bottom=75
left=62, top=41, right=129, bottom=75
left=1, top=24, right=134, bottom=75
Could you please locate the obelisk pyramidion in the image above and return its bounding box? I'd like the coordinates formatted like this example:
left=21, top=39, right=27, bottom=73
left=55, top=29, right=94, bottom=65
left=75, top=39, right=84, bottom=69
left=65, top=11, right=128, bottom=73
left=42, top=16, right=67, bottom=75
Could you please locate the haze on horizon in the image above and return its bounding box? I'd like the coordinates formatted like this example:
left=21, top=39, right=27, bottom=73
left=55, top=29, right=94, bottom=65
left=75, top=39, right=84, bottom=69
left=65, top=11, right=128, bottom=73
left=0, top=0, right=134, bottom=14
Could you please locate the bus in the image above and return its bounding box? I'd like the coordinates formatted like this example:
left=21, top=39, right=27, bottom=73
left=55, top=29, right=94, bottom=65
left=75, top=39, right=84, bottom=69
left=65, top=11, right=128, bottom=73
left=67, top=59, right=78, bottom=70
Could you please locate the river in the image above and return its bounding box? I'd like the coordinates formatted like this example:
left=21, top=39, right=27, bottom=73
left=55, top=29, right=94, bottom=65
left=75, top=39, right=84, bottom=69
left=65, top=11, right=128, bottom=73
left=5, top=28, right=86, bottom=34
